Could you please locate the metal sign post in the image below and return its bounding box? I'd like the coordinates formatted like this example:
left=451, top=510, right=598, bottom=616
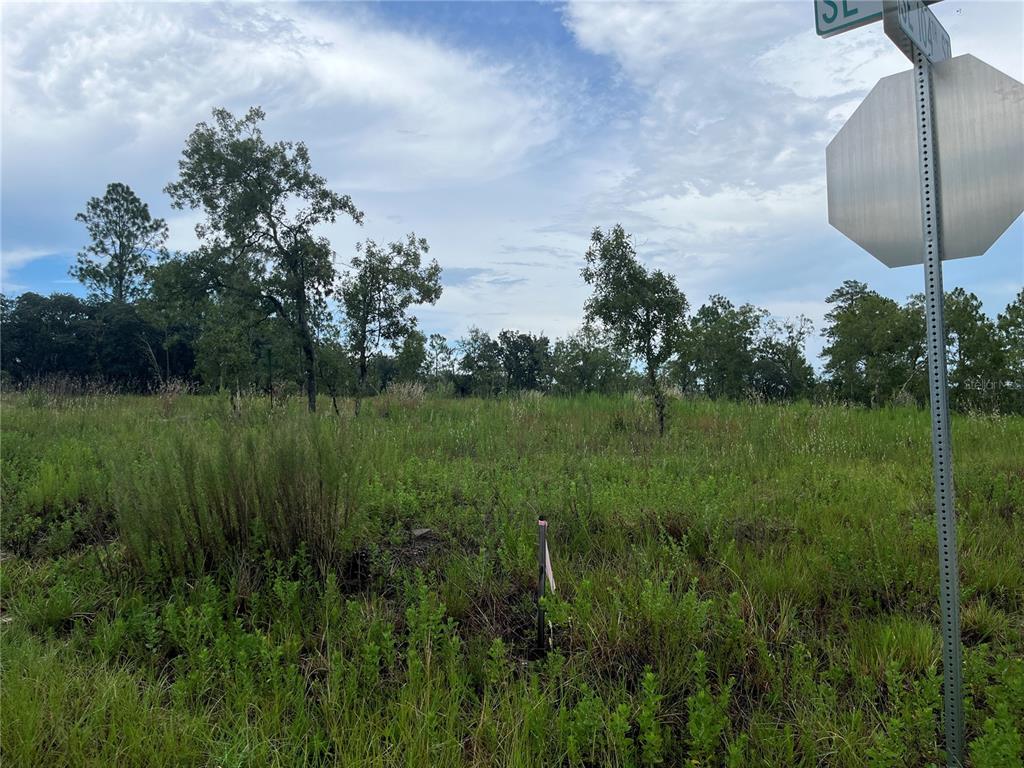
left=889, top=4, right=963, bottom=763
left=819, top=2, right=1024, bottom=765
left=910, top=45, right=964, bottom=767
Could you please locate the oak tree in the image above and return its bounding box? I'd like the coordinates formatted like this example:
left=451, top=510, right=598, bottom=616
left=582, top=225, right=687, bottom=435
left=165, top=107, right=362, bottom=411
left=822, top=280, right=924, bottom=405
left=340, top=234, right=441, bottom=412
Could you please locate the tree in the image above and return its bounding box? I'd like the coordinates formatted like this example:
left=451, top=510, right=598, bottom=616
left=0, top=293, right=96, bottom=382
left=72, top=182, right=168, bottom=303
left=997, top=290, right=1024, bottom=412
left=394, top=330, right=427, bottom=382
left=147, top=251, right=299, bottom=395
left=165, top=107, right=362, bottom=412
left=909, top=287, right=1006, bottom=410
left=425, top=333, right=456, bottom=384
left=339, top=234, right=442, bottom=412
left=822, top=280, right=924, bottom=405
left=581, top=225, right=687, bottom=435
left=551, top=326, right=633, bottom=395
left=92, top=302, right=163, bottom=390
left=138, top=258, right=206, bottom=385
left=497, top=330, right=552, bottom=391
left=749, top=316, right=816, bottom=401
left=316, top=339, right=354, bottom=414
left=0, top=293, right=167, bottom=391
left=457, top=328, right=504, bottom=397
left=686, top=295, right=765, bottom=400
left=189, top=296, right=270, bottom=393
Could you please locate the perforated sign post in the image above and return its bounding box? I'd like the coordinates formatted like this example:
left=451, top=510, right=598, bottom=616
left=887, top=5, right=964, bottom=764
left=819, top=2, right=1024, bottom=766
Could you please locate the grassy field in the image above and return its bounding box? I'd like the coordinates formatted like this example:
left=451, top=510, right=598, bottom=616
left=1, top=392, right=1021, bottom=767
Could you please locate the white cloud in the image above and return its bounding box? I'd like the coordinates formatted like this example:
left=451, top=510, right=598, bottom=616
left=755, top=25, right=909, bottom=101
left=1, top=2, right=579, bottom=328
left=564, top=2, right=795, bottom=79
left=559, top=1, right=832, bottom=294
left=0, top=247, right=61, bottom=292
left=562, top=2, right=826, bottom=197
left=627, top=180, right=824, bottom=244
left=558, top=0, right=1021, bottom=335
left=1, top=4, right=565, bottom=192
left=754, top=3, right=1023, bottom=112
left=0, top=247, right=57, bottom=271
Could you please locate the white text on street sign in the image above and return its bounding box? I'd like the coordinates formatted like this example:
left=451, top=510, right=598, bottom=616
left=884, top=0, right=951, bottom=63
left=814, top=0, right=882, bottom=37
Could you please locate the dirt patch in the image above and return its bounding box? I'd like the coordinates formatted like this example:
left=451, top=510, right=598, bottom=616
left=460, top=586, right=539, bottom=661
left=395, top=528, right=443, bottom=567
left=732, top=517, right=797, bottom=550
left=342, top=528, right=449, bottom=593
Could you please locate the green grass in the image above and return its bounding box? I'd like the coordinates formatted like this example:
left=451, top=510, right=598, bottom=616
left=1, top=392, right=1022, bottom=766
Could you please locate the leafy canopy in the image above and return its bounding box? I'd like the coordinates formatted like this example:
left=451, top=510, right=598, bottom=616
left=822, top=280, right=925, bottom=404
left=164, top=106, right=363, bottom=410
left=340, top=234, right=442, bottom=375
left=686, top=295, right=765, bottom=400
left=164, top=106, right=362, bottom=321
left=582, top=224, right=687, bottom=434
left=581, top=225, right=687, bottom=370
left=496, top=330, right=552, bottom=392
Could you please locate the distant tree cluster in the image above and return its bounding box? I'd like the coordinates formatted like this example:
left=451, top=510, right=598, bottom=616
left=1, top=108, right=441, bottom=411
left=2, top=110, right=1021, bottom=419
left=822, top=280, right=1023, bottom=412
left=0, top=293, right=194, bottom=390
left=570, top=227, right=1022, bottom=421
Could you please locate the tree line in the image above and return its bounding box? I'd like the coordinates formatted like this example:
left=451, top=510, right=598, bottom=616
left=2, top=107, right=1021, bottom=419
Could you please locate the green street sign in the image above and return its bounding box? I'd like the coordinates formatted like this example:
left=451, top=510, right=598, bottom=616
left=814, top=0, right=883, bottom=37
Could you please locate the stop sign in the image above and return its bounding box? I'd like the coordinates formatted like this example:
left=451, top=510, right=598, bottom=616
left=826, top=54, right=1024, bottom=267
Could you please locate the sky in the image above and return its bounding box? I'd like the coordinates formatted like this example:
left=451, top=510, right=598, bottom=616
left=2, top=0, right=1022, bottom=363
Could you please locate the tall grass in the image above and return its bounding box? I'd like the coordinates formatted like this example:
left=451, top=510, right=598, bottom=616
left=110, top=415, right=367, bottom=577
left=1, top=393, right=1022, bottom=766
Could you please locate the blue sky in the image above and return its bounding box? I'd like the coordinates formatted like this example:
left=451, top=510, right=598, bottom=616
left=2, top=1, right=1021, bottom=362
